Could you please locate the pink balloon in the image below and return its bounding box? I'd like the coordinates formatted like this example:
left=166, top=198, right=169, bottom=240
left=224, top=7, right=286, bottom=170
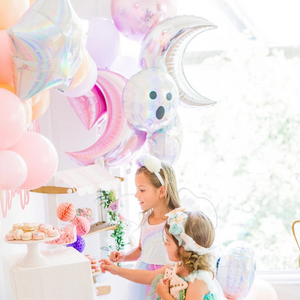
left=86, top=17, right=120, bottom=69
left=9, top=132, right=58, bottom=190
left=111, top=0, right=177, bottom=41
left=0, top=88, right=26, bottom=150
left=68, top=84, right=107, bottom=130
left=67, top=70, right=141, bottom=166
left=0, top=150, right=27, bottom=190
left=103, top=122, right=147, bottom=168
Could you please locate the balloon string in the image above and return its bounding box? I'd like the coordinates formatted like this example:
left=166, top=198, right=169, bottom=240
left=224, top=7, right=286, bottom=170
left=0, top=189, right=30, bottom=218
left=0, top=191, right=13, bottom=218
left=178, top=187, right=219, bottom=229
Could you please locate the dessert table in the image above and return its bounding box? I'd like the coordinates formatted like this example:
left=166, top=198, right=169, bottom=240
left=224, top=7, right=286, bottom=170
left=3, top=247, right=94, bottom=300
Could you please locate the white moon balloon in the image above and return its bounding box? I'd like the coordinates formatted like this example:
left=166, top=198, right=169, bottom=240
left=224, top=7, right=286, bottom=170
left=140, top=15, right=217, bottom=107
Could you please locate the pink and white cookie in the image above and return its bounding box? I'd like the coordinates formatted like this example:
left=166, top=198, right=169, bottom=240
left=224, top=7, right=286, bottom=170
left=39, top=224, right=53, bottom=233
left=47, top=229, right=59, bottom=237
left=32, top=232, right=45, bottom=240
left=5, top=233, right=15, bottom=241
left=23, top=223, right=39, bottom=232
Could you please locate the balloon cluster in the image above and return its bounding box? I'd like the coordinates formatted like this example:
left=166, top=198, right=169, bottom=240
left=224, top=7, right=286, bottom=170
left=1, top=0, right=219, bottom=173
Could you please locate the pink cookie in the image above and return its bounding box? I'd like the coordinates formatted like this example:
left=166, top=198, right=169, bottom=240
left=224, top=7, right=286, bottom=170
left=12, top=223, right=23, bottom=230
left=5, top=233, right=15, bottom=241
left=32, top=232, right=45, bottom=240
left=72, top=216, right=90, bottom=236
left=47, top=229, right=59, bottom=237
left=56, top=202, right=76, bottom=222
left=39, top=224, right=53, bottom=233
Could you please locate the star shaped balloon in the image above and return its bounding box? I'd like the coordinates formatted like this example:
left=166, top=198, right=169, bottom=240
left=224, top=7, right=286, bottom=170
left=7, top=0, right=89, bottom=100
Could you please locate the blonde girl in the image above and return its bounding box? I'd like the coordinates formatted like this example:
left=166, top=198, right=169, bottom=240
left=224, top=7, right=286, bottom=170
left=109, top=154, right=181, bottom=299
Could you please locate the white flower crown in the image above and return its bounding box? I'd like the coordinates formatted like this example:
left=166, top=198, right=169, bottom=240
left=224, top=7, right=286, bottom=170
left=136, top=154, right=164, bottom=186
left=166, top=207, right=215, bottom=255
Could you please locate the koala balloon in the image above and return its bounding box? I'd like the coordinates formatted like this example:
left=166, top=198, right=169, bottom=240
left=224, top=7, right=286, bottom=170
left=123, top=68, right=179, bottom=133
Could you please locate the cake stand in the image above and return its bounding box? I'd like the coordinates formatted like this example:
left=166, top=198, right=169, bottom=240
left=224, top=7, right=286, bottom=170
left=5, top=235, right=60, bottom=267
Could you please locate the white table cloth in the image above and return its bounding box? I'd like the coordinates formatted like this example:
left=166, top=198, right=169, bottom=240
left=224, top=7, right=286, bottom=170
left=3, top=247, right=94, bottom=300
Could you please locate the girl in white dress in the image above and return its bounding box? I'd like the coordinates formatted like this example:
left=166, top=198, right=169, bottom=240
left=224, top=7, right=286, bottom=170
left=109, top=154, right=181, bottom=299
left=100, top=208, right=225, bottom=300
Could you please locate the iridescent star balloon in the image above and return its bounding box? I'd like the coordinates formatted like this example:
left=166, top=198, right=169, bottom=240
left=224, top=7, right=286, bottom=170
left=140, top=15, right=217, bottom=107
left=7, top=0, right=89, bottom=100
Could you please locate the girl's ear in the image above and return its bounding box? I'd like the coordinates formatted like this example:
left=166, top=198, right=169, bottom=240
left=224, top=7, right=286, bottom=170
left=159, top=185, right=166, bottom=198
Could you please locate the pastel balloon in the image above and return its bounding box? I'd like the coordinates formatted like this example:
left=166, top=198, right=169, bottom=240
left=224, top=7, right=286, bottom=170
left=63, top=57, right=97, bottom=98
left=32, top=90, right=50, bottom=120
left=23, top=99, right=33, bottom=129
left=243, top=279, right=278, bottom=300
left=148, top=113, right=182, bottom=164
left=217, top=241, right=256, bottom=300
left=140, top=16, right=217, bottom=107
left=0, top=150, right=27, bottom=190
left=0, top=83, right=15, bottom=93
left=7, top=0, right=89, bottom=100
left=67, top=70, right=145, bottom=166
left=103, top=123, right=147, bottom=168
left=0, top=0, right=30, bottom=30
left=111, top=0, right=177, bottom=42
left=110, top=56, right=142, bottom=79
left=9, top=132, right=58, bottom=190
left=0, top=88, right=26, bottom=150
left=123, top=68, right=179, bottom=133
left=68, top=85, right=107, bottom=130
left=86, top=17, right=120, bottom=69
left=0, top=31, right=14, bottom=87
left=69, top=51, right=91, bottom=90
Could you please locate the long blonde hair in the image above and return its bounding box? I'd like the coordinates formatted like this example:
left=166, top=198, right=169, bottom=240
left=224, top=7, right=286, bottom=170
left=166, top=211, right=215, bottom=276
left=136, top=161, right=181, bottom=217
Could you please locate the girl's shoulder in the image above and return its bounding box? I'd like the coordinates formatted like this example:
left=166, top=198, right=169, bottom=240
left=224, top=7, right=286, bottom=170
left=187, top=270, right=225, bottom=300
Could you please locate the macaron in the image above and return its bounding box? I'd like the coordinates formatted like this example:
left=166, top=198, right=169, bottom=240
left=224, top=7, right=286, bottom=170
left=21, top=232, right=33, bottom=241
left=5, top=233, right=15, bottom=241
left=13, top=229, right=24, bottom=240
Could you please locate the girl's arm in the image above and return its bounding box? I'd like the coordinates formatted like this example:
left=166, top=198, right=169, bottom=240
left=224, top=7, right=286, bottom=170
left=110, top=240, right=142, bottom=262
left=185, top=279, right=209, bottom=300
left=99, top=259, right=168, bottom=285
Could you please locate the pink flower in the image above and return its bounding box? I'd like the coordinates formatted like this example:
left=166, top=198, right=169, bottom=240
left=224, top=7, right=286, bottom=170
left=108, top=200, right=119, bottom=212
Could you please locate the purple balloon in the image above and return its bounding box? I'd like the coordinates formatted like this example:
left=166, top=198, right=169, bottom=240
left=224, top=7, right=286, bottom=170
left=86, top=17, right=120, bottom=69
left=216, top=241, right=256, bottom=300
left=68, top=85, right=107, bottom=130
left=111, top=0, right=177, bottom=42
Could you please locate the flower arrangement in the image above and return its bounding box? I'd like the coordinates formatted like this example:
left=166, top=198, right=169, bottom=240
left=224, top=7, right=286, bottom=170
left=97, top=190, right=127, bottom=253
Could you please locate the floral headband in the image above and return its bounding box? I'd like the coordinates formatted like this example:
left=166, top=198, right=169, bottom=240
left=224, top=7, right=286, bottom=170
left=136, top=154, right=164, bottom=186
left=166, top=207, right=214, bottom=255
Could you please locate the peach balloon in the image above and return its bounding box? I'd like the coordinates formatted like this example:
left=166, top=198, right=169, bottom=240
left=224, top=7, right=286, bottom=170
left=0, top=83, right=15, bottom=93
left=0, top=31, right=14, bottom=86
left=244, top=279, right=278, bottom=300
left=32, top=90, right=50, bottom=120
left=0, top=0, right=30, bottom=30
left=9, top=132, right=58, bottom=190
left=23, top=99, right=32, bottom=129
left=69, top=51, right=91, bottom=90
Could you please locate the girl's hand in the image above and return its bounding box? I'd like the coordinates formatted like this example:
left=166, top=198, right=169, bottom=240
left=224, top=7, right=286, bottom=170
left=99, top=259, right=119, bottom=275
left=109, top=250, right=125, bottom=262
left=156, top=278, right=170, bottom=298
